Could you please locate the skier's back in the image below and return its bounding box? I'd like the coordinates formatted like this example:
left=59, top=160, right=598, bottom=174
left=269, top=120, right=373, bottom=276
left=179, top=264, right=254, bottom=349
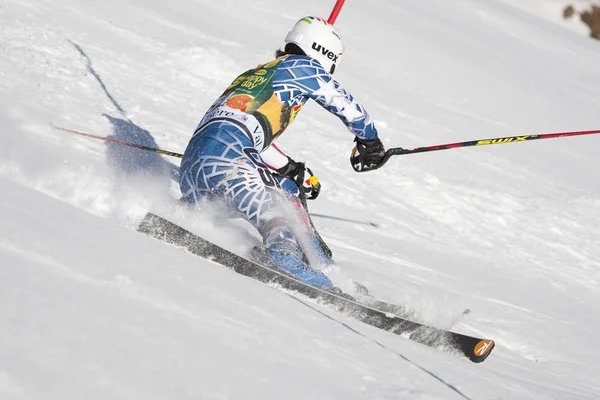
left=180, top=16, right=386, bottom=290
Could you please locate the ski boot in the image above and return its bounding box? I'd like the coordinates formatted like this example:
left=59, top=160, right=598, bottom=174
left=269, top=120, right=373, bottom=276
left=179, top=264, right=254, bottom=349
left=263, top=228, right=334, bottom=290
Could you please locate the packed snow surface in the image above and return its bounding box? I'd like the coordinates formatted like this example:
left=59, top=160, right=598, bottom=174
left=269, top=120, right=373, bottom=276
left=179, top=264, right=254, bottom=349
left=1, top=0, right=600, bottom=398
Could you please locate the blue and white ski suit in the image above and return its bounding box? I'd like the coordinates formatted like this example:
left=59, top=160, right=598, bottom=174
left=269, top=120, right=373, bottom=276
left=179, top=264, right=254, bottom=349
left=180, top=54, right=378, bottom=237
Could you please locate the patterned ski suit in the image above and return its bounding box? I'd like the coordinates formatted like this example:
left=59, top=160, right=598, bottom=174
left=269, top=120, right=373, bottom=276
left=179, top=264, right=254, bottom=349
left=180, top=54, right=378, bottom=236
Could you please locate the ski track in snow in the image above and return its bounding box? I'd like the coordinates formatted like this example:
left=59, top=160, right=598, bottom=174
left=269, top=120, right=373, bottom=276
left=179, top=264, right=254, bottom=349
left=1, top=0, right=600, bottom=398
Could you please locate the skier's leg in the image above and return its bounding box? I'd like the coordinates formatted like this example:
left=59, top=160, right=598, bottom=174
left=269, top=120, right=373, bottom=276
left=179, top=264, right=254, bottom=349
left=275, top=175, right=334, bottom=265
left=179, top=123, right=333, bottom=289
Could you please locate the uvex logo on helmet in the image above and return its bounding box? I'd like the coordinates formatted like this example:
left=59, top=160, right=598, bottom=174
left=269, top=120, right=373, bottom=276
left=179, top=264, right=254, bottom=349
left=311, top=43, right=339, bottom=64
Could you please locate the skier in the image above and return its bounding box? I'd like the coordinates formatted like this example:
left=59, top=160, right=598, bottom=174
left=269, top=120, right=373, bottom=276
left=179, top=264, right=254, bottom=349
left=179, top=16, right=386, bottom=290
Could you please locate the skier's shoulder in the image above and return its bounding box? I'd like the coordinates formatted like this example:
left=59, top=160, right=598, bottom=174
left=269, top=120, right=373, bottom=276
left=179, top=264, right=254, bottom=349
left=276, top=54, right=330, bottom=79
left=247, top=55, right=319, bottom=75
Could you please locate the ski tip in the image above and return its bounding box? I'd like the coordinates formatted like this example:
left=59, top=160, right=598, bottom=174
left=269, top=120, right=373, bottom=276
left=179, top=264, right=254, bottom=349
left=470, top=339, right=495, bottom=363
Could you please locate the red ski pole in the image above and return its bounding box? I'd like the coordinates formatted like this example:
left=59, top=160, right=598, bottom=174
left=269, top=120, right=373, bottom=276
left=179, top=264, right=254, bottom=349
left=328, top=0, right=346, bottom=24
left=53, top=125, right=184, bottom=158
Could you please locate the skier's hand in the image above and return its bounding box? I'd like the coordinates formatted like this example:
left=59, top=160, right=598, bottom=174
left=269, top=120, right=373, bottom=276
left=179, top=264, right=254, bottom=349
left=276, top=157, right=305, bottom=182
left=350, top=137, right=386, bottom=172
left=276, top=157, right=321, bottom=200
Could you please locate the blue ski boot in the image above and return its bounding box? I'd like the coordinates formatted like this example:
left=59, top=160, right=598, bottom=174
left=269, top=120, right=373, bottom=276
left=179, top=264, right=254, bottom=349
left=264, top=227, right=334, bottom=290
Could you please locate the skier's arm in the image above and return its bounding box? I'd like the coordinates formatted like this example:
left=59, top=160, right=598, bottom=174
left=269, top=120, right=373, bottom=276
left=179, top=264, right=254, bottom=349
left=275, top=57, right=385, bottom=170
left=262, top=143, right=309, bottom=184
left=304, top=70, right=379, bottom=141
left=302, top=67, right=385, bottom=169
left=260, top=144, right=289, bottom=171
left=261, top=144, right=321, bottom=200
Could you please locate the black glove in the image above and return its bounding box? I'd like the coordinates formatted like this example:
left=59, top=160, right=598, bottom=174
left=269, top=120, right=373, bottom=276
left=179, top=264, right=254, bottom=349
left=276, top=157, right=321, bottom=200
left=351, top=137, right=386, bottom=172
left=276, top=157, right=305, bottom=182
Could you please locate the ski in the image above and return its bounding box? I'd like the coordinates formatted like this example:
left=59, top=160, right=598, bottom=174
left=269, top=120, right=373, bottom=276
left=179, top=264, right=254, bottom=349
left=353, top=292, right=471, bottom=322
left=137, top=212, right=495, bottom=363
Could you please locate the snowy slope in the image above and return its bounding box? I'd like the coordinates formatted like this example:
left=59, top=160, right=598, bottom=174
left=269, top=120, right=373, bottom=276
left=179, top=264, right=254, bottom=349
left=2, top=0, right=600, bottom=398
left=1, top=176, right=480, bottom=399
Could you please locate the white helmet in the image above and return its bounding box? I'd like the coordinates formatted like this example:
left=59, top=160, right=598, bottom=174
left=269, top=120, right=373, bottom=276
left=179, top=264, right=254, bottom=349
left=284, top=16, right=345, bottom=74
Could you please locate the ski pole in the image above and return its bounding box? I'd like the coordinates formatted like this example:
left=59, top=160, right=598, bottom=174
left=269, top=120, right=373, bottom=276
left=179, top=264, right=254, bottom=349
left=310, top=213, right=379, bottom=227
left=328, top=0, right=346, bottom=24
left=53, top=125, right=184, bottom=159
left=353, top=128, right=600, bottom=172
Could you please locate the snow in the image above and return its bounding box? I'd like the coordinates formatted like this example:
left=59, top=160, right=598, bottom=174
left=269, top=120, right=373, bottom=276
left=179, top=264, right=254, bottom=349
left=1, top=0, right=600, bottom=398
